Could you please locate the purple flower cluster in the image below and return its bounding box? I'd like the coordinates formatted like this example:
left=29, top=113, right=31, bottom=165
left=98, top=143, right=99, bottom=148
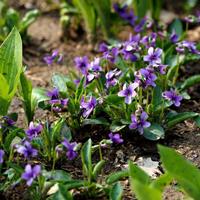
left=176, top=41, right=200, bottom=55
left=113, top=3, right=137, bottom=26
left=47, top=88, right=69, bottom=112
left=135, top=67, right=157, bottom=88
left=62, top=138, right=78, bottom=160
left=74, top=56, right=102, bottom=85
left=26, top=122, right=42, bottom=140
left=80, top=96, right=97, bottom=118
left=21, top=164, right=41, bottom=186
left=162, top=90, right=182, bottom=107
left=44, top=50, right=63, bottom=65
left=129, top=111, right=151, bottom=134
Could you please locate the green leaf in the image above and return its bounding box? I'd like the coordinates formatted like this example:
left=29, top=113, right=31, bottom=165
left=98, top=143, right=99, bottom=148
left=169, top=19, right=183, bottom=36
left=73, top=0, right=96, bottom=40
left=81, top=139, right=92, bottom=182
left=180, top=75, right=200, bottom=90
left=32, top=87, right=49, bottom=109
left=166, top=63, right=179, bottom=81
left=75, top=76, right=85, bottom=102
left=19, top=72, right=33, bottom=123
left=166, top=112, right=199, bottom=128
left=143, top=123, right=165, bottom=141
left=60, top=122, right=72, bottom=141
left=132, top=0, right=149, bottom=19
left=0, top=27, right=22, bottom=115
left=92, top=160, right=105, bottom=180
left=194, top=116, right=200, bottom=128
left=152, top=86, right=162, bottom=112
left=52, top=74, right=68, bottom=93
left=90, top=0, right=111, bottom=39
left=158, top=145, right=200, bottom=199
left=106, top=94, right=123, bottom=105
left=82, top=118, right=109, bottom=126
left=128, top=161, right=151, bottom=185
left=4, top=130, right=24, bottom=152
left=51, top=184, right=73, bottom=200
left=106, top=170, right=129, bottom=184
left=151, top=173, right=172, bottom=192
left=130, top=180, right=162, bottom=200
left=19, top=9, right=39, bottom=34
left=109, top=182, right=123, bottom=200
left=129, top=161, right=162, bottom=200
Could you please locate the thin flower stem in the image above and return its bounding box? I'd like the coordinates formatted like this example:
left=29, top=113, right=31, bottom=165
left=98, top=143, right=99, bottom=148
left=173, top=55, right=180, bottom=85
left=98, top=143, right=103, bottom=161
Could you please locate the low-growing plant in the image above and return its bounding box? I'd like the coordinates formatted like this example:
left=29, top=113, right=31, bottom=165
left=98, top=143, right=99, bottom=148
left=129, top=145, right=200, bottom=200
left=41, top=18, right=200, bottom=141
left=0, top=0, right=39, bottom=43
left=59, top=0, right=112, bottom=41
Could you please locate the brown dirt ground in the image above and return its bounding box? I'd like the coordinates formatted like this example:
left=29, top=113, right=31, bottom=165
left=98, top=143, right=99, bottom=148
left=3, top=1, right=200, bottom=199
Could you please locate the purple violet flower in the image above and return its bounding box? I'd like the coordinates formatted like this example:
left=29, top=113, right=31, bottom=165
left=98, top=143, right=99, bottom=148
left=118, top=83, right=139, bottom=104
left=162, top=90, right=183, bottom=107
left=90, top=57, right=102, bottom=72
left=135, top=67, right=157, bottom=88
left=122, top=40, right=140, bottom=62
left=129, top=111, right=151, bottom=134
left=170, top=30, right=179, bottom=43
left=26, top=122, right=42, bottom=139
left=103, top=47, right=119, bottom=63
left=62, top=138, right=78, bottom=160
left=140, top=32, right=157, bottom=48
left=109, top=133, right=123, bottom=144
left=105, top=69, right=121, bottom=88
left=144, top=47, right=163, bottom=65
left=113, top=3, right=128, bottom=17
left=99, top=42, right=108, bottom=53
left=21, top=164, right=41, bottom=186
left=43, top=50, right=63, bottom=65
left=134, top=17, right=146, bottom=33
left=0, top=149, right=5, bottom=164
left=47, top=88, right=59, bottom=100
left=16, top=141, right=38, bottom=159
left=3, top=116, right=15, bottom=126
left=80, top=96, right=97, bottom=118
left=74, top=56, right=89, bottom=75
left=176, top=41, right=200, bottom=55
left=184, top=15, right=195, bottom=23
left=153, top=64, right=168, bottom=75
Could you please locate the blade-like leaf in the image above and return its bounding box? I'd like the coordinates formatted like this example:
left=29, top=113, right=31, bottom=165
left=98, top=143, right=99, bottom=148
left=106, top=170, right=129, bottom=185
left=159, top=145, right=200, bottom=199
left=0, top=27, right=22, bottom=115
left=180, top=75, right=200, bottom=90
left=19, top=72, right=33, bottom=123
left=129, top=161, right=162, bottom=200
left=81, top=139, right=92, bottom=182
left=109, top=182, right=123, bottom=200
left=166, top=112, right=199, bottom=128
